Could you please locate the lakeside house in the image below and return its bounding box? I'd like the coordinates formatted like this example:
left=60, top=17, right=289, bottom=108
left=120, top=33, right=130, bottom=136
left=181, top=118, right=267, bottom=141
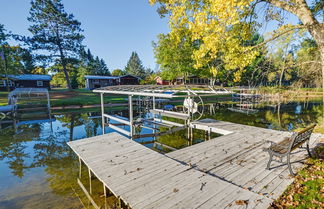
left=85, top=75, right=140, bottom=90
left=0, top=74, right=52, bottom=91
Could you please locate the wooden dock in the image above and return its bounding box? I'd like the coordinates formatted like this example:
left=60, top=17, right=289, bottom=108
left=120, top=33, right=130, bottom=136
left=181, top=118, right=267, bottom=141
left=170, top=119, right=323, bottom=200
left=67, top=120, right=323, bottom=209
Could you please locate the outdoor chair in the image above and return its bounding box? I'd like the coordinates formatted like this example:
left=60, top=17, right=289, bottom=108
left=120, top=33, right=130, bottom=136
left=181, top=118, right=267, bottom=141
left=265, top=124, right=316, bottom=176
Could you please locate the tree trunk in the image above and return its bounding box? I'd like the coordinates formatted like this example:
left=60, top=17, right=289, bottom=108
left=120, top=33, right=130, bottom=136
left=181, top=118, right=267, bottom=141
left=56, top=30, right=72, bottom=90
left=62, top=63, right=72, bottom=90
left=319, top=46, right=324, bottom=122
left=279, top=67, right=284, bottom=88
left=58, top=50, right=72, bottom=90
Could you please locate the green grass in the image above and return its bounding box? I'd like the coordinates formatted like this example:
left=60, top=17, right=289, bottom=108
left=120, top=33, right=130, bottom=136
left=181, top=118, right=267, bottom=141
left=50, top=95, right=126, bottom=107
left=271, top=158, right=324, bottom=209
left=0, top=89, right=128, bottom=107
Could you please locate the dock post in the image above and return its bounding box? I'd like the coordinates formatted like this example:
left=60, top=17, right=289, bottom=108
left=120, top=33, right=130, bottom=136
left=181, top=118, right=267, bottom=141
left=103, top=183, right=107, bottom=209
left=46, top=90, right=52, bottom=120
left=88, top=168, right=92, bottom=195
left=101, top=93, right=105, bottom=135
left=118, top=196, right=122, bottom=208
left=129, top=95, right=133, bottom=139
left=152, top=94, right=156, bottom=110
left=79, top=157, right=82, bottom=179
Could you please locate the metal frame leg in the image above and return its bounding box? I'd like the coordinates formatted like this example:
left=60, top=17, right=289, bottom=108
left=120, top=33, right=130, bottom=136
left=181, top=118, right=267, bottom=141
left=306, top=140, right=313, bottom=158
left=101, top=93, right=105, bottom=135
left=287, top=153, right=296, bottom=176
left=266, top=151, right=273, bottom=170
left=129, top=95, right=133, bottom=139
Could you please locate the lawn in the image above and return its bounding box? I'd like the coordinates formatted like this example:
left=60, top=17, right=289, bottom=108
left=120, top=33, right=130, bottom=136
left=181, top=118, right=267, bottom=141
left=271, top=150, right=323, bottom=209
left=49, top=89, right=127, bottom=107
left=0, top=89, right=128, bottom=107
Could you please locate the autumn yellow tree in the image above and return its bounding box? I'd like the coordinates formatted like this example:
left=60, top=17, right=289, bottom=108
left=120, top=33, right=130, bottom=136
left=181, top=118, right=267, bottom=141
left=149, top=0, right=323, bottom=89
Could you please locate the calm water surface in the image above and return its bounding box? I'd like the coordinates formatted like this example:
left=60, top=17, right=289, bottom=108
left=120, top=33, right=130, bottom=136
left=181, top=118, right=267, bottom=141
left=0, top=100, right=322, bottom=209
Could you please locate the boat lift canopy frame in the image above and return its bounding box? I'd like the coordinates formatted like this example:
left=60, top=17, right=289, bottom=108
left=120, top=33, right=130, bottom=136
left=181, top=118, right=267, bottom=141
left=95, top=85, right=232, bottom=138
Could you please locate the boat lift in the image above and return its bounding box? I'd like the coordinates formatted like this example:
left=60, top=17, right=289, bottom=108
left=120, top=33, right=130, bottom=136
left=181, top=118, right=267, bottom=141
left=93, top=85, right=233, bottom=139
left=0, top=88, right=52, bottom=129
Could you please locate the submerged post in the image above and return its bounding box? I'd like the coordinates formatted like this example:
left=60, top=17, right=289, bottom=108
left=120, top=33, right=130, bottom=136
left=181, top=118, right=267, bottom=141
left=129, top=95, right=133, bottom=139
left=152, top=94, right=156, bottom=110
left=101, top=93, right=105, bottom=135
left=46, top=90, right=51, bottom=118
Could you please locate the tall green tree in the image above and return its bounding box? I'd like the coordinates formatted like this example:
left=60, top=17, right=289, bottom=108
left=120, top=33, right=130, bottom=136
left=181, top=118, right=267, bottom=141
left=0, top=24, right=13, bottom=91
left=93, top=56, right=110, bottom=76
left=19, top=48, right=35, bottom=74
left=124, top=52, right=146, bottom=78
left=150, top=0, right=323, bottom=114
left=295, top=38, right=322, bottom=87
left=0, top=24, right=31, bottom=91
left=153, top=33, right=197, bottom=81
left=27, top=0, right=84, bottom=89
left=267, top=32, right=297, bottom=87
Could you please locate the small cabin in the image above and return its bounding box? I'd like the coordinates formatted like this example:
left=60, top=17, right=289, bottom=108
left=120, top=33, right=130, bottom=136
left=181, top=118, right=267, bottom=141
left=118, top=75, right=140, bottom=85
left=85, top=75, right=140, bottom=90
left=85, top=75, right=118, bottom=89
left=0, top=74, right=52, bottom=91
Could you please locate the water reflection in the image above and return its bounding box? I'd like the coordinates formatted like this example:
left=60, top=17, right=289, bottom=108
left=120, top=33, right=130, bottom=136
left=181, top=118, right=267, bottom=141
left=0, top=100, right=322, bottom=208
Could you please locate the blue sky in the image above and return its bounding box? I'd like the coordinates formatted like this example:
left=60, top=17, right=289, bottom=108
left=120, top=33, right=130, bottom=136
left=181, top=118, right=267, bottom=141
left=0, top=0, right=169, bottom=71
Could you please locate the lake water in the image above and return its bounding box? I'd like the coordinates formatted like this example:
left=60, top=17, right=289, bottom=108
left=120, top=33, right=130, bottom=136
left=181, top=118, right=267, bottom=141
left=0, top=100, right=322, bottom=209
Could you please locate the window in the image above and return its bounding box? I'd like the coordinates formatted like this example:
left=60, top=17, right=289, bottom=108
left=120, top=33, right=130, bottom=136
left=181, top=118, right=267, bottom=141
left=0, top=80, right=6, bottom=87
left=37, top=81, right=44, bottom=87
left=7, top=80, right=13, bottom=87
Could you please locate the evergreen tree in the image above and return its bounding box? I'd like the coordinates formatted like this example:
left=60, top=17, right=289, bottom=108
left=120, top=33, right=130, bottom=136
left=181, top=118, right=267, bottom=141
left=27, top=0, right=84, bottom=89
left=124, top=52, right=146, bottom=78
left=19, top=48, right=35, bottom=74
left=0, top=25, right=31, bottom=90
left=98, top=58, right=110, bottom=75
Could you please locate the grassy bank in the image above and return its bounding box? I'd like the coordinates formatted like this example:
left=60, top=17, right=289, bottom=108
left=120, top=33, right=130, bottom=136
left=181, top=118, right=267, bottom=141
left=1, top=87, right=323, bottom=108
left=0, top=89, right=128, bottom=107
left=271, top=158, right=324, bottom=209
left=258, top=86, right=323, bottom=96
left=49, top=89, right=127, bottom=107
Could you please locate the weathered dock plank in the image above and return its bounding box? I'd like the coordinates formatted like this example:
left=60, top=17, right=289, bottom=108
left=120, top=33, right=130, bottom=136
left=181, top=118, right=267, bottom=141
left=68, top=131, right=271, bottom=209
left=68, top=119, right=322, bottom=208
left=167, top=119, right=322, bottom=201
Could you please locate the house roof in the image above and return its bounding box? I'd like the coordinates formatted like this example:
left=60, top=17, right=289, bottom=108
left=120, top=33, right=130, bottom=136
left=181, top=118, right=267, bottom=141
left=7, top=74, right=52, bottom=81
left=118, top=74, right=141, bottom=80
left=85, top=75, right=118, bottom=80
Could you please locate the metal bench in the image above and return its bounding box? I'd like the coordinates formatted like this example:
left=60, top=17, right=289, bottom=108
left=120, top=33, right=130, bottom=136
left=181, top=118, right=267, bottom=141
left=266, top=124, right=316, bottom=175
